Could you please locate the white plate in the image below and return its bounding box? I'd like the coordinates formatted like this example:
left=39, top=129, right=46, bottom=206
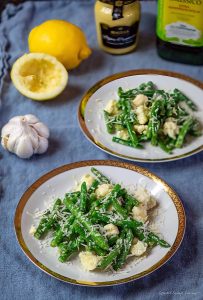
left=14, top=160, right=185, bottom=286
left=78, top=70, right=203, bottom=162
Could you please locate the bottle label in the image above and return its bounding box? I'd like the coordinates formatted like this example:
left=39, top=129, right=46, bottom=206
left=100, top=22, right=139, bottom=49
left=157, top=0, right=203, bottom=47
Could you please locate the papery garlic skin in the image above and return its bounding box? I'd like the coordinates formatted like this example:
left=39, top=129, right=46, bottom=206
left=1, top=114, right=50, bottom=159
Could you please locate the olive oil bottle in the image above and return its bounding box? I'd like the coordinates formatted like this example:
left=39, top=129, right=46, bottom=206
left=156, top=0, right=203, bottom=65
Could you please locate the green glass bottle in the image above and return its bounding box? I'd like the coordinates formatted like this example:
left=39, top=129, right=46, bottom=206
left=156, top=0, right=203, bottom=65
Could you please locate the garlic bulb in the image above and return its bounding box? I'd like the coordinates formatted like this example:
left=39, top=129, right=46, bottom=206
left=1, top=114, right=49, bottom=159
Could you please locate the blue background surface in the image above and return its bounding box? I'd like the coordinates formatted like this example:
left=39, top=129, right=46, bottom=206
left=0, top=1, right=203, bottom=299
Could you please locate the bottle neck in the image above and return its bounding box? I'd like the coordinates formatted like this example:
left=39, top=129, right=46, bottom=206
left=99, top=1, right=137, bottom=20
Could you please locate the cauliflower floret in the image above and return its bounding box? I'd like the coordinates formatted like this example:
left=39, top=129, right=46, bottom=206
left=132, top=94, right=148, bottom=108
left=134, top=186, right=150, bottom=205
left=80, top=174, right=94, bottom=189
left=104, top=224, right=119, bottom=236
left=105, top=100, right=118, bottom=115
left=79, top=251, right=101, bottom=271
left=130, top=240, right=147, bottom=256
left=134, top=186, right=157, bottom=210
left=163, top=118, right=179, bottom=139
left=95, top=184, right=113, bottom=198
left=117, top=129, right=129, bottom=140
left=135, top=105, right=149, bottom=125
left=134, top=125, right=148, bottom=135
left=132, top=206, right=148, bottom=223
left=29, top=225, right=36, bottom=235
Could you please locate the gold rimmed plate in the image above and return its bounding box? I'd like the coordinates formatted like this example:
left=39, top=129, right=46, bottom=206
left=78, top=69, right=203, bottom=162
left=14, top=160, right=185, bottom=286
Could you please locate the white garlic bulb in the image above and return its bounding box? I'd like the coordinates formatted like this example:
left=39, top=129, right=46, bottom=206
left=1, top=114, right=50, bottom=159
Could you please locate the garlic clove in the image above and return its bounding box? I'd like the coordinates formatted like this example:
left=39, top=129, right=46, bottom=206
left=37, top=136, right=48, bottom=154
left=28, top=127, right=40, bottom=152
left=1, top=122, right=17, bottom=138
left=25, top=114, right=39, bottom=124
left=9, top=116, right=24, bottom=124
left=6, top=126, right=24, bottom=152
left=33, top=122, right=50, bottom=139
left=1, top=135, right=9, bottom=149
left=15, top=134, right=34, bottom=159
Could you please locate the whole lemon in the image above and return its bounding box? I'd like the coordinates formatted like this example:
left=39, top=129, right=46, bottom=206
left=28, top=20, right=91, bottom=70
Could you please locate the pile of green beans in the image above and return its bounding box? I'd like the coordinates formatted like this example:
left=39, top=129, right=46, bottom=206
left=103, top=82, right=201, bottom=154
left=34, top=168, right=170, bottom=270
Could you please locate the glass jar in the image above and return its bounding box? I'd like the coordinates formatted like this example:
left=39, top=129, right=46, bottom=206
left=95, top=0, right=141, bottom=54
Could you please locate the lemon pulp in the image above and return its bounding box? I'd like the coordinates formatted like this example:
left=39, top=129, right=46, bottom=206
left=11, top=53, right=68, bottom=101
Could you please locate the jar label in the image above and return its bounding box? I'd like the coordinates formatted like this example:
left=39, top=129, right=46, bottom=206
left=157, top=0, right=203, bottom=47
left=100, top=22, right=139, bottom=49
left=99, top=1, right=136, bottom=5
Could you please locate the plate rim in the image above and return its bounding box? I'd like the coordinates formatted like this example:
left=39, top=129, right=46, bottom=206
left=78, top=69, right=203, bottom=163
left=14, top=160, right=186, bottom=286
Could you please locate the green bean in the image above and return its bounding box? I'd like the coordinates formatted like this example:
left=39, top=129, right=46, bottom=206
left=189, top=119, right=202, bottom=137
left=88, top=180, right=100, bottom=194
left=91, top=211, right=112, bottom=224
left=139, top=81, right=155, bottom=91
left=34, top=213, right=54, bottom=239
left=89, top=199, right=101, bottom=214
left=108, top=235, right=118, bottom=247
left=104, top=110, right=115, bottom=134
left=138, top=134, right=149, bottom=142
left=158, top=140, right=173, bottom=154
left=98, top=184, right=122, bottom=213
left=173, top=88, right=197, bottom=111
left=64, top=197, right=109, bottom=250
left=113, top=228, right=133, bottom=270
left=112, top=137, right=143, bottom=149
left=50, top=215, right=75, bottom=247
left=98, top=248, right=120, bottom=270
left=126, top=121, right=139, bottom=147
left=88, top=193, right=97, bottom=209
left=74, top=223, right=106, bottom=256
left=58, top=237, right=83, bottom=262
left=146, top=232, right=170, bottom=248
left=91, top=211, right=142, bottom=228
left=117, top=218, right=143, bottom=228
left=147, top=100, right=163, bottom=143
left=91, top=167, right=111, bottom=184
left=80, top=182, right=88, bottom=212
left=124, top=194, right=140, bottom=212
left=118, top=87, right=124, bottom=97
left=98, top=238, right=123, bottom=270
left=65, top=191, right=80, bottom=198
left=34, top=199, right=62, bottom=239
left=133, top=227, right=170, bottom=248
left=112, top=198, right=127, bottom=218
left=175, top=117, right=193, bottom=148
left=58, top=243, right=74, bottom=262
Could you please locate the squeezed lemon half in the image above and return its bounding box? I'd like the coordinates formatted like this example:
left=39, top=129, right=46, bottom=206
left=11, top=53, right=68, bottom=101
